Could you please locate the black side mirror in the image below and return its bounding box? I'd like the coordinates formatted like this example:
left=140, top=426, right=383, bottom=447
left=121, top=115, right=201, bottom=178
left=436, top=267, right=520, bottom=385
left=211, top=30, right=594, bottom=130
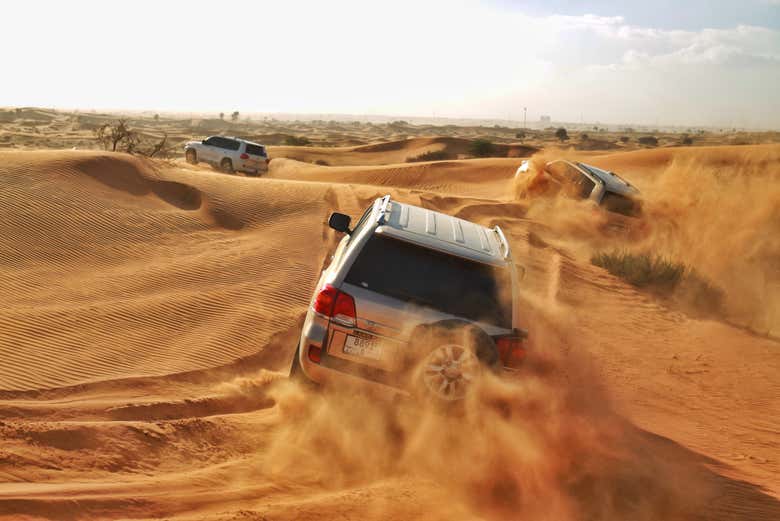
left=201, top=139, right=207, bottom=144
left=328, top=212, right=352, bottom=234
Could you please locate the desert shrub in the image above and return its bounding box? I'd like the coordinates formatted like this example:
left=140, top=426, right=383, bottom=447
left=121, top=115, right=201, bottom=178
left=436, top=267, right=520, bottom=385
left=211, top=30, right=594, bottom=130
left=591, top=251, right=684, bottom=292
left=638, top=136, right=658, bottom=147
left=580, top=133, right=589, bottom=140
left=469, top=139, right=495, bottom=157
left=681, top=134, right=693, bottom=145
left=591, top=251, right=724, bottom=315
left=406, top=150, right=450, bottom=162
left=314, top=159, right=329, bottom=166
left=94, top=119, right=136, bottom=152
left=515, top=130, right=526, bottom=139
left=285, top=135, right=311, bottom=146
left=619, top=136, right=630, bottom=143
left=231, top=111, right=239, bottom=122
left=555, top=127, right=569, bottom=142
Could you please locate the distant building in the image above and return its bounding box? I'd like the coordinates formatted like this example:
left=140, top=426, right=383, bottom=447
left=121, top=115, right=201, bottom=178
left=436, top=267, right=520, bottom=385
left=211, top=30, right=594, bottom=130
left=540, top=115, right=551, bottom=123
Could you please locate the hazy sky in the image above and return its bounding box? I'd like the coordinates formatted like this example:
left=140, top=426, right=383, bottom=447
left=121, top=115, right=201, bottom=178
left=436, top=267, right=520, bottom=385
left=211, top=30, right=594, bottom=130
left=3, top=0, right=779, bottom=128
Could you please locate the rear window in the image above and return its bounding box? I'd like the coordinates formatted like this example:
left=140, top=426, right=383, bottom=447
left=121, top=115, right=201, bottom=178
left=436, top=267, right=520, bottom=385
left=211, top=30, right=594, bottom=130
left=245, top=143, right=266, bottom=156
left=345, top=234, right=511, bottom=328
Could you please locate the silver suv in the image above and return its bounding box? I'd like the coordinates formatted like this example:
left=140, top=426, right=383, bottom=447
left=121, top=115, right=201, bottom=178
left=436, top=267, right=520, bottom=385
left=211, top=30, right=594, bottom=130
left=292, top=195, right=527, bottom=402
left=184, top=136, right=269, bottom=176
left=516, top=159, right=642, bottom=216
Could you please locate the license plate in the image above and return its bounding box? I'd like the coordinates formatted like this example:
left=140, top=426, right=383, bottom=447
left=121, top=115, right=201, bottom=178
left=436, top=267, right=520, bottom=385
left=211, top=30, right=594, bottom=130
left=343, top=334, right=383, bottom=360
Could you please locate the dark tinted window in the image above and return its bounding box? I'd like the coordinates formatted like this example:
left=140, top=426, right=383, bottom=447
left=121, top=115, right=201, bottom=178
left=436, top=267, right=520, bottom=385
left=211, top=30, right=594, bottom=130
left=346, top=235, right=511, bottom=328
left=221, top=138, right=241, bottom=151
left=203, top=136, right=218, bottom=146
left=602, top=192, right=642, bottom=217
left=245, top=143, right=266, bottom=156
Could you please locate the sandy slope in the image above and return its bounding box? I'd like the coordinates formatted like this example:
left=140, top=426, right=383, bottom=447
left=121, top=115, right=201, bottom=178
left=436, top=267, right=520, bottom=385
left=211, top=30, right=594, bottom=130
left=0, top=146, right=778, bottom=520
left=268, top=137, right=538, bottom=166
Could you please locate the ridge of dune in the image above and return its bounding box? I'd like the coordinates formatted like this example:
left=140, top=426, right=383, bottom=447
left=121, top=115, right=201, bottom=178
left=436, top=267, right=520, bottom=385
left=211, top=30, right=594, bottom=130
left=0, top=151, right=332, bottom=391
left=268, top=136, right=538, bottom=166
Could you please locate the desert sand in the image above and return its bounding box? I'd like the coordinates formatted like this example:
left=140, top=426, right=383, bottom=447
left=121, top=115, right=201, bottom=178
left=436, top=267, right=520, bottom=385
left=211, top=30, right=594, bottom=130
left=0, top=136, right=778, bottom=520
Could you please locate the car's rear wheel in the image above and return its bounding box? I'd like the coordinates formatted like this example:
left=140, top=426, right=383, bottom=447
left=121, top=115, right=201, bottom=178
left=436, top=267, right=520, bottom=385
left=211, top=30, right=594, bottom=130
left=289, top=343, right=319, bottom=390
left=185, top=149, right=198, bottom=164
left=408, top=321, right=498, bottom=403
left=220, top=158, right=233, bottom=173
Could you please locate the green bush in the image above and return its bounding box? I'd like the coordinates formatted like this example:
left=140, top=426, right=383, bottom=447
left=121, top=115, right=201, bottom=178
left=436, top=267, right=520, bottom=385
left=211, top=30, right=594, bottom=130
left=555, top=128, right=569, bottom=142
left=406, top=150, right=450, bottom=162
left=638, top=136, right=658, bottom=147
left=591, top=250, right=724, bottom=315
left=285, top=135, right=311, bottom=146
left=469, top=139, right=495, bottom=157
left=591, top=251, right=684, bottom=292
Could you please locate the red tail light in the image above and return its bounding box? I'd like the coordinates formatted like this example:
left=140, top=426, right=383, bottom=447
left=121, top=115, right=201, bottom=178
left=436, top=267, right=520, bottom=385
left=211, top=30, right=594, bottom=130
left=240, top=153, right=249, bottom=160
left=496, top=335, right=526, bottom=368
left=308, top=344, right=322, bottom=363
left=312, top=284, right=356, bottom=327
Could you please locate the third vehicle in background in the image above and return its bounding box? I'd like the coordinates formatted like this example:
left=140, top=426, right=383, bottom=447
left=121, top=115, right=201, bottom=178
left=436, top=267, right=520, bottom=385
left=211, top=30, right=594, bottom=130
left=184, top=136, right=269, bottom=176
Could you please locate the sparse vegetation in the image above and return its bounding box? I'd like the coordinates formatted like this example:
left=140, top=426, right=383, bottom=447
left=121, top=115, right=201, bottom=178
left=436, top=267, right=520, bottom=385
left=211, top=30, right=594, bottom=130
left=681, top=134, right=693, bottom=145
left=284, top=135, right=311, bottom=146
left=231, top=111, right=239, bottom=122
left=94, top=119, right=135, bottom=152
left=219, top=112, right=224, bottom=120
left=515, top=130, right=526, bottom=140
left=638, top=136, right=659, bottom=147
left=591, top=250, right=723, bottom=315
left=592, top=251, right=684, bottom=291
left=406, top=150, right=450, bottom=162
left=581, top=133, right=590, bottom=141
left=314, top=159, right=329, bottom=166
left=619, top=136, right=630, bottom=144
left=469, top=139, right=495, bottom=157
left=555, top=127, right=569, bottom=142
left=93, top=119, right=174, bottom=157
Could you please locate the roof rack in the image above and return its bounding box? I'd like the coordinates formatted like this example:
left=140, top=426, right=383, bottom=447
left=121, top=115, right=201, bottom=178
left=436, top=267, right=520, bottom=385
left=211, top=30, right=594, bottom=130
left=494, top=225, right=510, bottom=259
left=377, top=195, right=392, bottom=224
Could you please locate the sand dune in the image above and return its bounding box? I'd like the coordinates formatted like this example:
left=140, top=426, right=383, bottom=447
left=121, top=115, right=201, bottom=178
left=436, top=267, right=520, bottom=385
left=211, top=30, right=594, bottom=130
left=269, top=137, right=537, bottom=166
left=0, top=146, right=778, bottom=520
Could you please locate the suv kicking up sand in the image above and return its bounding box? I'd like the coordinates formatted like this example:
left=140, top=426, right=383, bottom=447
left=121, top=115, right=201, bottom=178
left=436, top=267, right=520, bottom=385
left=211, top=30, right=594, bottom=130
left=517, top=159, right=642, bottom=217
left=293, top=195, right=527, bottom=402
left=184, top=136, right=269, bottom=176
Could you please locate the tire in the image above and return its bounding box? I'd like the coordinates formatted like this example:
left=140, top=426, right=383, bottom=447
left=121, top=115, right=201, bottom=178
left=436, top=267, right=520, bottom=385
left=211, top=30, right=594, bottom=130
left=408, top=320, right=498, bottom=403
left=220, top=158, right=234, bottom=174
left=289, top=343, right=319, bottom=390
left=185, top=149, right=198, bottom=164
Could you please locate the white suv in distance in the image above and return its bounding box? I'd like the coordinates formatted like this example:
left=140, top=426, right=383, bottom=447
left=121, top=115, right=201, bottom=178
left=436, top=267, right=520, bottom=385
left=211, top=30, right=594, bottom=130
left=184, top=136, right=269, bottom=176
left=292, top=195, right=528, bottom=402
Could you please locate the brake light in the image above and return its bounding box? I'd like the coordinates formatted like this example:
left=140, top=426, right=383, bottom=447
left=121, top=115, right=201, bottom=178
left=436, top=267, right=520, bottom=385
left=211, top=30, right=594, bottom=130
left=308, top=344, right=322, bottom=363
left=496, top=335, right=526, bottom=368
left=240, top=153, right=249, bottom=160
left=312, top=284, right=356, bottom=326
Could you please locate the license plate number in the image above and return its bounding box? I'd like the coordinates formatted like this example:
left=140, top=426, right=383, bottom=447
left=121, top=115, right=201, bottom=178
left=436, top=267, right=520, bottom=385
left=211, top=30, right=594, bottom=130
left=343, top=334, right=382, bottom=360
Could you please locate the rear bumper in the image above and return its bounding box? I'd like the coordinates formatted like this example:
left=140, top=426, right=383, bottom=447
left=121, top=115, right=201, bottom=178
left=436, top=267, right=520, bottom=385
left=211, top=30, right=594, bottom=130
left=297, top=311, right=405, bottom=396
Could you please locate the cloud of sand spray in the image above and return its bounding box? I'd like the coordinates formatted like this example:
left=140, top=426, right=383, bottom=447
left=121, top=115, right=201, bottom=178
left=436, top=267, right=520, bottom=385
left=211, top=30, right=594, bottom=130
left=514, top=147, right=780, bottom=334
left=252, top=306, right=713, bottom=521
left=637, top=149, right=780, bottom=334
